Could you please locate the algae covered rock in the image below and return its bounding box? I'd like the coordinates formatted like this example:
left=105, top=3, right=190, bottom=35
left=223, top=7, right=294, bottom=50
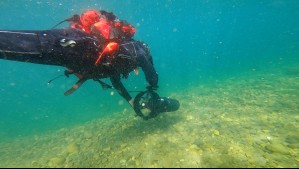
left=48, top=157, right=65, bottom=167
left=265, top=142, right=290, bottom=155
left=66, top=143, right=80, bottom=154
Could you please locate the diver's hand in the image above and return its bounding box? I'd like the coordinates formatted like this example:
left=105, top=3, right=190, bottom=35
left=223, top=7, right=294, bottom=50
left=129, top=98, right=134, bottom=107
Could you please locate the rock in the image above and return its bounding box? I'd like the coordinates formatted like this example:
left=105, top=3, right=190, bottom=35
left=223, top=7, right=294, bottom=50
left=288, top=143, right=299, bottom=149
left=48, top=157, right=65, bottom=167
left=103, top=147, right=111, bottom=152
left=285, top=133, right=299, bottom=144
left=127, top=159, right=136, bottom=167
left=193, top=140, right=204, bottom=147
left=213, top=130, right=220, bottom=136
left=85, top=140, right=93, bottom=148
left=252, top=156, right=267, bottom=167
left=84, top=131, right=93, bottom=139
left=265, top=142, right=290, bottom=155
left=66, top=143, right=79, bottom=154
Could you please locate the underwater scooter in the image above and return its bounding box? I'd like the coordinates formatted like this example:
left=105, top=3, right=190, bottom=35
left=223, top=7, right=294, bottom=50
left=133, top=90, right=180, bottom=120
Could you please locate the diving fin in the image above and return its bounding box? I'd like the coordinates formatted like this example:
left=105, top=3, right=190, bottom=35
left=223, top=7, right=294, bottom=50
left=64, top=78, right=87, bottom=96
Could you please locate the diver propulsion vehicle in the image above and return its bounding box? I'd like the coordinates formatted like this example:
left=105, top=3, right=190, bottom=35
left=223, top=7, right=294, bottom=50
left=133, top=90, right=180, bottom=120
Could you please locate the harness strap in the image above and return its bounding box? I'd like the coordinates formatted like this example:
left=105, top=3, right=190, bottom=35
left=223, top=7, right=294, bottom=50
left=93, top=79, right=113, bottom=89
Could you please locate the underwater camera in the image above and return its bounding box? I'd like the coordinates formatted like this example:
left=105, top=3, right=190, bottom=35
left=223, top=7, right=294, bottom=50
left=133, top=90, right=180, bottom=120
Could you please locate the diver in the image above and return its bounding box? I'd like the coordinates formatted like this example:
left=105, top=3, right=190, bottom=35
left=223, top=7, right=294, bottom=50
left=0, top=9, right=179, bottom=119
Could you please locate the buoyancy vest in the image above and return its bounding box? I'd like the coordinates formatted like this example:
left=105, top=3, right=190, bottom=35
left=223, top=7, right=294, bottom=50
left=90, top=18, right=136, bottom=65
left=113, top=20, right=136, bottom=39
left=69, top=10, right=136, bottom=65
left=91, top=19, right=136, bottom=43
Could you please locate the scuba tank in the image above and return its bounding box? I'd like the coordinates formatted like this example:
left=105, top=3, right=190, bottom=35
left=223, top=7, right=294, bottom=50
left=133, top=90, right=180, bottom=120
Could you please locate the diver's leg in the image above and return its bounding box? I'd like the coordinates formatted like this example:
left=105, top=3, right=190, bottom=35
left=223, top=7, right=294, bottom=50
left=64, top=78, right=87, bottom=96
left=0, top=29, right=99, bottom=67
left=0, top=30, right=42, bottom=63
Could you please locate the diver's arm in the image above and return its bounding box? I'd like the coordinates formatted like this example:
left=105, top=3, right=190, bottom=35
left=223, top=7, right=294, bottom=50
left=134, top=41, right=158, bottom=89
left=110, top=74, right=133, bottom=103
left=138, top=53, right=159, bottom=90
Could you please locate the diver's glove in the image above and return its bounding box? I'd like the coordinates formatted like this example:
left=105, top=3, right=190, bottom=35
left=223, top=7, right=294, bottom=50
left=129, top=98, right=134, bottom=107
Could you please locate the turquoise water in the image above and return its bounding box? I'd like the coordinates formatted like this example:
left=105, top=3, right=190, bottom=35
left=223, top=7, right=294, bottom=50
left=0, top=0, right=299, bottom=167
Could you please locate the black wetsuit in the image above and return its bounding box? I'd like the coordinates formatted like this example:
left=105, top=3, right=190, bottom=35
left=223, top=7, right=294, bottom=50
left=0, top=28, right=158, bottom=102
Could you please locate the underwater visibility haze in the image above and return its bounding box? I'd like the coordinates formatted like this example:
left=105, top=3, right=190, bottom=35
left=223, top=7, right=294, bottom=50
left=0, top=0, right=299, bottom=167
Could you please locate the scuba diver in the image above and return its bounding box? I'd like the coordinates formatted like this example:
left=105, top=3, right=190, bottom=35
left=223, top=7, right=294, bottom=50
left=0, top=9, right=179, bottom=120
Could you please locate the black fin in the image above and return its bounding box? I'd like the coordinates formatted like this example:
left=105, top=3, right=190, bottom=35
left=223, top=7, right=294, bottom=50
left=64, top=78, right=87, bottom=96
